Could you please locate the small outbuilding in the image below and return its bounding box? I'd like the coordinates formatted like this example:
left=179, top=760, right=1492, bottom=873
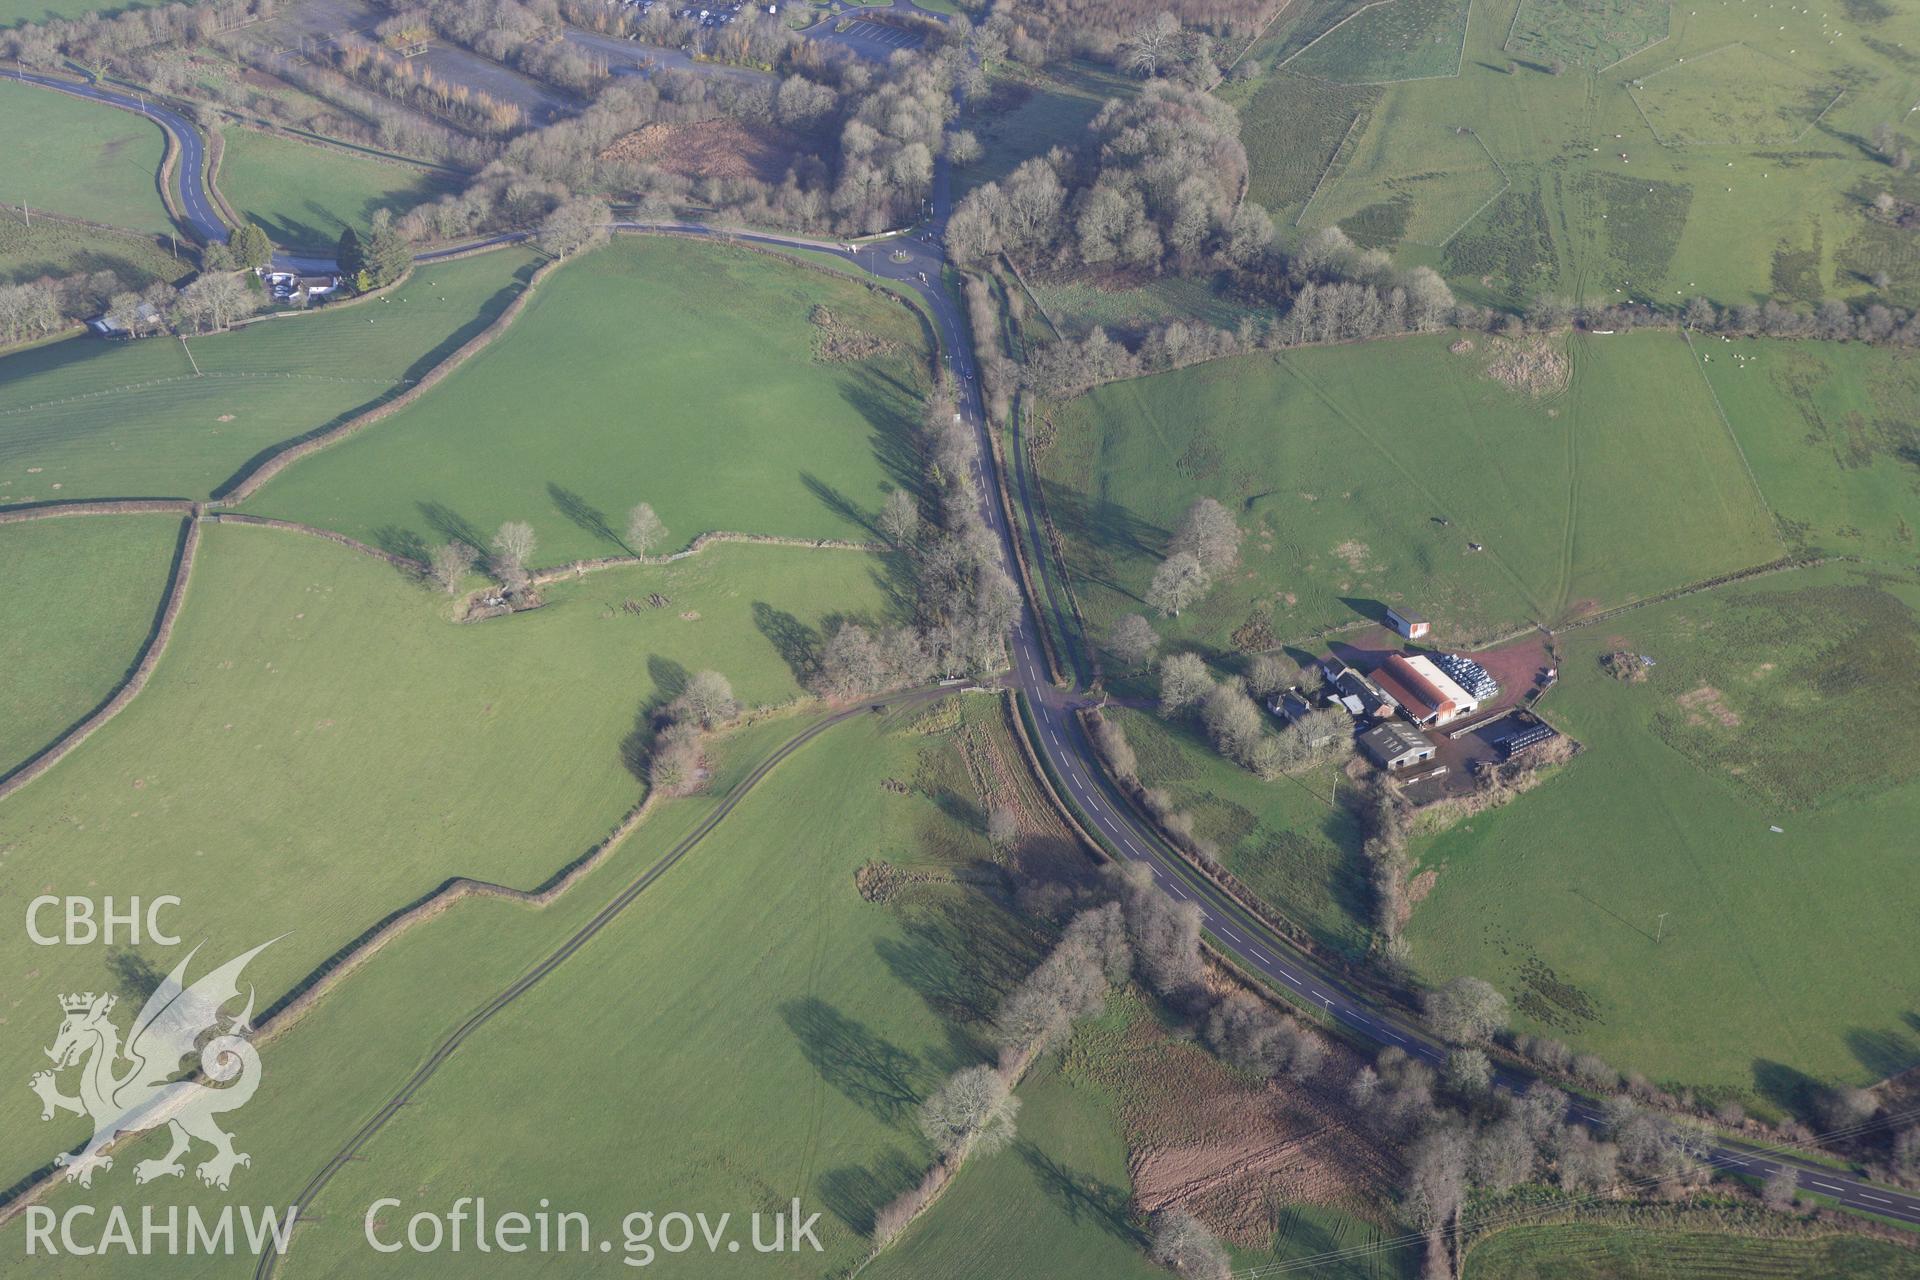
left=1360, top=721, right=1436, bottom=771
left=1386, top=607, right=1431, bottom=640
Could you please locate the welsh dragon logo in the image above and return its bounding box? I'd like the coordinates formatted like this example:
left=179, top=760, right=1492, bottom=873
left=29, top=938, right=277, bottom=1190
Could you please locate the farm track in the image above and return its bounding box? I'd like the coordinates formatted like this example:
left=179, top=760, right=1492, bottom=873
left=5, top=63, right=1919, bottom=1253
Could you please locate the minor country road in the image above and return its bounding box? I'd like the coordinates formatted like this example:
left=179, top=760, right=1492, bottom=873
left=8, top=64, right=1915, bottom=1240
left=1, top=67, right=228, bottom=246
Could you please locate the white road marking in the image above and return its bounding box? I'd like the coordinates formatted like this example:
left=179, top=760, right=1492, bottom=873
left=1382, top=1028, right=1407, bottom=1043
left=1249, top=947, right=1273, bottom=964
left=1862, top=1194, right=1892, bottom=1205
left=1218, top=926, right=1242, bottom=942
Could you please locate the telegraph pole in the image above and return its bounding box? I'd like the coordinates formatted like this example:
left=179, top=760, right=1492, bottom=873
left=1655, top=912, right=1669, bottom=944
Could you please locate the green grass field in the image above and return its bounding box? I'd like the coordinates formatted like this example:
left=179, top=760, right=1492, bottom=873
left=858, top=1041, right=1162, bottom=1280
left=218, top=128, right=460, bottom=255
left=224, top=699, right=1048, bottom=1277
left=1288, top=0, right=1471, bottom=83
left=961, top=63, right=1133, bottom=196
left=249, top=237, right=932, bottom=563
left=1465, top=1222, right=1920, bottom=1277
left=1305, top=101, right=1507, bottom=246
left=1109, top=707, right=1372, bottom=958
left=0, top=705, right=814, bottom=1274
left=1629, top=43, right=1838, bottom=147
left=1405, top=559, right=1920, bottom=1096
left=0, top=212, right=188, bottom=288
left=0, top=78, right=171, bottom=233
left=1231, top=71, right=1381, bottom=223
left=0, top=521, right=909, bottom=1193
left=1504, top=0, right=1669, bottom=70
left=0, top=248, right=534, bottom=503
left=1036, top=330, right=1779, bottom=655
left=1695, top=335, right=1920, bottom=562
left=0, top=514, right=181, bottom=777
left=1233, top=0, right=1920, bottom=308
left=1026, top=274, right=1271, bottom=340
left=0, top=0, right=147, bottom=23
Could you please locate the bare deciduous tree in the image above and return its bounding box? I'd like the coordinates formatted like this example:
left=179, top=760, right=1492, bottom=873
left=539, top=196, right=611, bottom=258
left=647, top=722, right=703, bottom=796
left=1169, top=497, right=1242, bottom=572
left=878, top=489, right=920, bottom=546
left=428, top=541, right=477, bottom=595
left=1243, top=653, right=1293, bottom=699
left=1443, top=1047, right=1492, bottom=1097
left=1122, top=12, right=1184, bottom=79
left=670, top=670, right=739, bottom=729
left=1200, top=682, right=1265, bottom=764
left=1148, top=1209, right=1229, bottom=1279
left=490, top=521, right=537, bottom=588
left=1109, top=613, right=1161, bottom=670
left=1147, top=551, right=1211, bottom=616
left=918, top=1065, right=1020, bottom=1158
left=1425, top=976, right=1508, bottom=1044
left=626, top=502, right=668, bottom=556
left=1106, top=860, right=1204, bottom=1000
left=1403, top=1125, right=1471, bottom=1230
left=1762, top=1163, right=1799, bottom=1210
left=1158, top=652, right=1213, bottom=715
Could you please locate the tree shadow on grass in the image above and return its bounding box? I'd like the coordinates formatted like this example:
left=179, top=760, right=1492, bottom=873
left=372, top=523, right=429, bottom=566
left=648, top=655, right=689, bottom=703
left=1752, top=1058, right=1822, bottom=1121
left=417, top=500, right=487, bottom=553
left=818, top=1148, right=922, bottom=1236
left=839, top=366, right=924, bottom=498
left=105, top=949, right=164, bottom=1002
left=781, top=997, right=925, bottom=1123
left=547, top=481, right=627, bottom=553
left=618, top=658, right=689, bottom=780
left=1846, top=1024, right=1920, bottom=1081
left=754, top=602, right=821, bottom=686
left=1018, top=1141, right=1141, bottom=1244
left=875, top=898, right=1041, bottom=1032
left=802, top=472, right=875, bottom=539
left=1037, top=476, right=1163, bottom=604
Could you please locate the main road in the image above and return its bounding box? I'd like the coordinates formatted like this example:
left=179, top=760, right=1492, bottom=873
left=8, top=62, right=1915, bottom=1236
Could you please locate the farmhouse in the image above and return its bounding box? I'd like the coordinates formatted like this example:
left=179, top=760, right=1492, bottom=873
left=1386, top=606, right=1430, bottom=640
left=87, top=301, right=160, bottom=337
left=1360, top=721, right=1436, bottom=771
left=1370, top=653, right=1479, bottom=726
left=1322, top=662, right=1399, bottom=719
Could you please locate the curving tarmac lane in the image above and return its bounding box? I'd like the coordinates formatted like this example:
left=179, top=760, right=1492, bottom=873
left=2, top=67, right=228, bottom=244
left=8, top=63, right=1913, bottom=1241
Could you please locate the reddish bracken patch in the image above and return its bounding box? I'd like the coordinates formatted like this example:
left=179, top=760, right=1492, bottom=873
left=597, top=119, right=799, bottom=184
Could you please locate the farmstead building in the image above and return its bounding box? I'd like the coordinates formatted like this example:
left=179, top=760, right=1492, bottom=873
left=1360, top=721, right=1437, bottom=771
left=1370, top=653, right=1479, bottom=726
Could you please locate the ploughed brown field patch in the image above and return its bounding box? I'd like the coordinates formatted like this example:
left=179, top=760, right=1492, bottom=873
left=1063, top=988, right=1396, bottom=1245
left=597, top=118, right=800, bottom=184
